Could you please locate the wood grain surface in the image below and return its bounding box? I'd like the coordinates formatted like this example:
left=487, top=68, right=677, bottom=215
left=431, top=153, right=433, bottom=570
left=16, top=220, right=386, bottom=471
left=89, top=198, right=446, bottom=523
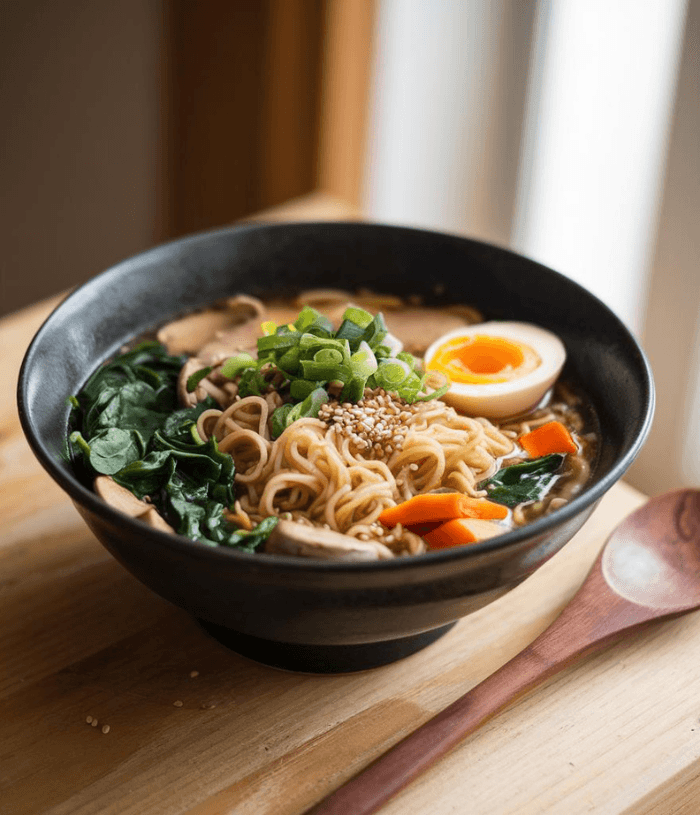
left=3, top=198, right=700, bottom=815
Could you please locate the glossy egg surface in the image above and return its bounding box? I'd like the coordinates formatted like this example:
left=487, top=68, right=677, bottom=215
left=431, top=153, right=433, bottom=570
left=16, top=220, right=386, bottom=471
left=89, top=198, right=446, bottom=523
left=424, top=321, right=566, bottom=419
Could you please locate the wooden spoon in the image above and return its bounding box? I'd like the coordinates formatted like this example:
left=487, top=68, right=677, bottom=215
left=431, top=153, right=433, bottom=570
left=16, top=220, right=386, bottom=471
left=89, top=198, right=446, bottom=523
left=308, top=489, right=700, bottom=815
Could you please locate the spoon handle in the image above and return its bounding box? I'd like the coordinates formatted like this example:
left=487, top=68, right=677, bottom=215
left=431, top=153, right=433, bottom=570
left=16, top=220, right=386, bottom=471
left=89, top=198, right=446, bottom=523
left=307, top=566, right=656, bottom=815
left=307, top=640, right=574, bottom=814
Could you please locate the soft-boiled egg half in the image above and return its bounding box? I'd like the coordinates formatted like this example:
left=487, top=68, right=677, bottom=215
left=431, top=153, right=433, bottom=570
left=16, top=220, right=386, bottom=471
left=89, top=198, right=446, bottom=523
left=424, top=321, right=566, bottom=419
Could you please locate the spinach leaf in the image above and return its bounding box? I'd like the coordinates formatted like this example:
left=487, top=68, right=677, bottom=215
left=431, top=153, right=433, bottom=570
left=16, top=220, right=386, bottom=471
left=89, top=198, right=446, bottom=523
left=80, top=427, right=142, bottom=475
left=161, top=397, right=217, bottom=443
left=478, top=454, right=565, bottom=509
left=112, top=449, right=175, bottom=498
left=222, top=515, right=279, bottom=552
left=70, top=343, right=278, bottom=552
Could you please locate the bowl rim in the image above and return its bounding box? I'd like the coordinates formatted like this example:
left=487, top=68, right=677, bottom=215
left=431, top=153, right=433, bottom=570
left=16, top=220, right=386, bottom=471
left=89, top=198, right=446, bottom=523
left=17, top=220, right=655, bottom=573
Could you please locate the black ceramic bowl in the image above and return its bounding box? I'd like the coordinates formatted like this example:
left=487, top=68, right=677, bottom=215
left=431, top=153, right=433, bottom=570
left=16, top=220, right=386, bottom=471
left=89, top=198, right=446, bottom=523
left=18, top=222, right=654, bottom=672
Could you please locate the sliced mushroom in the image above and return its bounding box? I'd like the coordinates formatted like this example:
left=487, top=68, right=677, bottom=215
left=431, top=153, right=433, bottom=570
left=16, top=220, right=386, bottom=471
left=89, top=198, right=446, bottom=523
left=197, top=320, right=264, bottom=366
left=157, top=309, right=237, bottom=356
left=157, top=295, right=267, bottom=356
left=384, top=309, right=471, bottom=355
left=141, top=507, right=175, bottom=534
left=95, top=476, right=152, bottom=517
left=353, top=291, right=405, bottom=311
left=265, top=520, right=394, bottom=561
left=222, top=294, right=266, bottom=320
left=445, top=303, right=483, bottom=323
left=265, top=304, right=306, bottom=326
left=295, top=288, right=354, bottom=308
left=95, top=476, right=175, bottom=533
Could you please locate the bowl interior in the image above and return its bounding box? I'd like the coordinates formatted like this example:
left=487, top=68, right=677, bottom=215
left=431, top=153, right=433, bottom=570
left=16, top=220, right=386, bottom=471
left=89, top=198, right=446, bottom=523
left=18, top=221, right=654, bottom=566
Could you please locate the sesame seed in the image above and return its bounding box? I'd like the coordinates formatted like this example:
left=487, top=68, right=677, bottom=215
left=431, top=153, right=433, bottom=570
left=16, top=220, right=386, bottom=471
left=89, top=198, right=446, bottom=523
left=173, top=700, right=184, bottom=707
left=91, top=719, right=99, bottom=727
left=200, top=702, right=216, bottom=710
left=101, top=725, right=110, bottom=734
left=86, top=716, right=93, bottom=724
left=190, top=670, right=199, bottom=678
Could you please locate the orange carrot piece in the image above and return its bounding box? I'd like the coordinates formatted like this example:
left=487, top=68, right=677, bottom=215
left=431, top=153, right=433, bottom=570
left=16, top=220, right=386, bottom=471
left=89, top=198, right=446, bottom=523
left=424, top=518, right=505, bottom=550
left=424, top=518, right=477, bottom=549
left=379, top=493, right=508, bottom=529
left=519, top=420, right=578, bottom=458
left=379, top=493, right=467, bottom=528
left=462, top=498, right=508, bottom=520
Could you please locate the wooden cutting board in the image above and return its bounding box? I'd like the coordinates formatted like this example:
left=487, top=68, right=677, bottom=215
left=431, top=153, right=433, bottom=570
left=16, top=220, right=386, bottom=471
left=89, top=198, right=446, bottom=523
left=3, top=200, right=700, bottom=814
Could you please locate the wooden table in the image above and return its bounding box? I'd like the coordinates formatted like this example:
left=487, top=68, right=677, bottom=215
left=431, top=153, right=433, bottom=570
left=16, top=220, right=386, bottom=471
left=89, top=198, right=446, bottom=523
left=3, top=199, right=700, bottom=814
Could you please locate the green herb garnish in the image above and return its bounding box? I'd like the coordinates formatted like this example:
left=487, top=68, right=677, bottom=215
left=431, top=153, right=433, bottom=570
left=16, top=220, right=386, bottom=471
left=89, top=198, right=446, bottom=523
left=217, top=305, right=448, bottom=437
left=186, top=366, right=212, bottom=392
left=478, top=454, right=565, bottom=508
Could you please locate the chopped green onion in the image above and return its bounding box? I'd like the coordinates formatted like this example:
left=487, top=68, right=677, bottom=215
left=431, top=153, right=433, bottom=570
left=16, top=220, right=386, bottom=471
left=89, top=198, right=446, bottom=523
left=258, top=332, right=301, bottom=352
left=414, top=380, right=451, bottom=402
left=186, top=366, right=212, bottom=392
left=271, top=404, right=293, bottom=438
left=220, top=353, right=256, bottom=379
left=314, top=347, right=344, bottom=366
left=360, top=313, right=388, bottom=349
left=294, top=306, right=334, bottom=334
left=341, top=306, right=374, bottom=329
left=298, top=387, right=329, bottom=419
left=299, top=334, right=351, bottom=360
left=341, top=378, right=367, bottom=403
left=396, top=371, right=423, bottom=401
left=375, top=358, right=412, bottom=390
left=396, top=351, right=418, bottom=370
left=294, top=306, right=320, bottom=331
left=276, top=347, right=301, bottom=375
left=300, top=360, right=352, bottom=382
left=290, top=379, right=320, bottom=400
left=374, top=344, right=392, bottom=359
left=335, top=319, right=366, bottom=345
left=350, top=341, right=378, bottom=379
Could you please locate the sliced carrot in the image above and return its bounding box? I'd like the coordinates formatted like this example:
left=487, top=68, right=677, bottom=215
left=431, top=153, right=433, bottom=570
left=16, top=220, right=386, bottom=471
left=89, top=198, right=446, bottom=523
left=519, top=420, right=578, bottom=458
left=379, top=493, right=467, bottom=528
left=379, top=493, right=508, bottom=529
left=424, top=518, right=505, bottom=550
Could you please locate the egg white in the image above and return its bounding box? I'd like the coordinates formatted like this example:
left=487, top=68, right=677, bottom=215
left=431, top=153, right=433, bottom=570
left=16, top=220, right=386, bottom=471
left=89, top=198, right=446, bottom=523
left=424, top=321, right=566, bottom=419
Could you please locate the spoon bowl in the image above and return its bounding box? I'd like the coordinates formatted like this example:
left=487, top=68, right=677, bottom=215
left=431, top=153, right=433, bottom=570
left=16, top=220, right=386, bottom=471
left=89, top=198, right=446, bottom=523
left=309, top=489, right=700, bottom=815
left=602, top=489, right=700, bottom=610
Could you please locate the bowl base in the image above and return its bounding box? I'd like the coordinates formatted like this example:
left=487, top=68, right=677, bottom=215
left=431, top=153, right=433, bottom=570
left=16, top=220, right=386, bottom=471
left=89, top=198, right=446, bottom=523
left=196, top=619, right=457, bottom=673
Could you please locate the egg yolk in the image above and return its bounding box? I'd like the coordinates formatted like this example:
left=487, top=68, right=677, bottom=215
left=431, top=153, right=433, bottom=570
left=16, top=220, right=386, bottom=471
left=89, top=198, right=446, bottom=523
left=427, top=335, right=540, bottom=384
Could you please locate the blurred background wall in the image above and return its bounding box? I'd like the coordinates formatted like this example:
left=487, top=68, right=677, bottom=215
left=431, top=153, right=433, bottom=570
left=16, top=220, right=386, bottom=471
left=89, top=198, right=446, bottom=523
left=0, top=0, right=165, bottom=315
left=1, top=0, right=699, bottom=497
left=0, top=0, right=370, bottom=314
